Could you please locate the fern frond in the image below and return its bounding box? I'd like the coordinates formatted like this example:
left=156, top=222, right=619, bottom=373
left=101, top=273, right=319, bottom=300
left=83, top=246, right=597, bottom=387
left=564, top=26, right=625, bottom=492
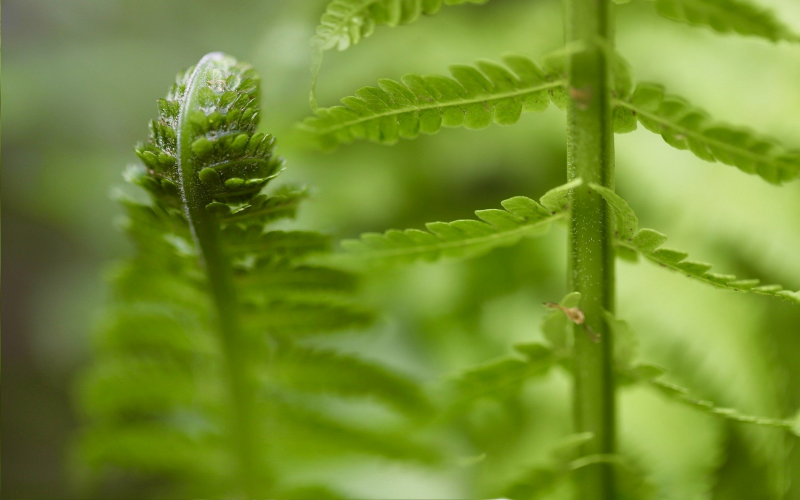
left=620, top=360, right=799, bottom=433
left=605, top=312, right=799, bottom=433
left=340, top=180, right=798, bottom=303
left=646, top=374, right=798, bottom=432
left=647, top=0, right=800, bottom=43
left=300, top=54, right=565, bottom=148
left=313, top=0, right=490, bottom=53
left=266, top=395, right=440, bottom=463
left=80, top=53, right=435, bottom=497
left=619, top=230, right=800, bottom=304
left=588, top=183, right=800, bottom=304
left=301, top=52, right=800, bottom=186
left=500, top=434, right=594, bottom=500
left=235, top=262, right=359, bottom=300
left=80, top=352, right=218, bottom=419
left=449, top=342, right=557, bottom=405
left=216, top=186, right=309, bottom=226
left=444, top=292, right=586, bottom=410
left=266, top=340, right=433, bottom=417
left=222, top=228, right=331, bottom=258
left=310, top=0, right=491, bottom=109
left=339, top=179, right=580, bottom=266
left=241, top=300, right=376, bottom=336
left=94, top=304, right=211, bottom=355
left=80, top=423, right=225, bottom=484
left=500, top=433, right=656, bottom=500
left=615, top=83, right=800, bottom=184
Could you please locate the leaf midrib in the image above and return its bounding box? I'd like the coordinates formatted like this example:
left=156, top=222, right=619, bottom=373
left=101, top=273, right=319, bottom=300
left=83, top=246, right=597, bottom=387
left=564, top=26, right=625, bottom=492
left=350, top=212, right=566, bottom=261
left=649, top=0, right=793, bottom=41
left=615, top=99, right=797, bottom=174
left=647, top=378, right=796, bottom=429
left=301, top=80, right=564, bottom=136
left=615, top=239, right=797, bottom=302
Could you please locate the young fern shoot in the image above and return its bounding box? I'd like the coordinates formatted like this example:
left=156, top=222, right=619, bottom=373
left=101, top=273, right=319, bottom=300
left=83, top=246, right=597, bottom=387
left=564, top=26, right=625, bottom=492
left=80, top=53, right=435, bottom=499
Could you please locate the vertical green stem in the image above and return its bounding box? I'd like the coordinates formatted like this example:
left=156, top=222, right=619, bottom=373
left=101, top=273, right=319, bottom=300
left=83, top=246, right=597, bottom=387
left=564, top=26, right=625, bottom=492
left=178, top=53, right=261, bottom=498
left=565, top=1, right=617, bottom=499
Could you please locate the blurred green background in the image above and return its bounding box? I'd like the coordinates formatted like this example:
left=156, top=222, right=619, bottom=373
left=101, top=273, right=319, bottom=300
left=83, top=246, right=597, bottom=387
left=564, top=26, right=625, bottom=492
left=3, top=0, right=800, bottom=498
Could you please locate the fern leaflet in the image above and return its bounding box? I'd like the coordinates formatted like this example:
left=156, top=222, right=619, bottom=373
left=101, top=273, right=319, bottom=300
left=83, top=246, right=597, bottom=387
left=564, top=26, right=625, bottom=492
left=615, top=83, right=800, bottom=184
left=444, top=293, right=583, bottom=409
left=338, top=179, right=580, bottom=265
left=605, top=313, right=800, bottom=434
left=301, top=54, right=800, bottom=185
left=80, top=53, right=434, bottom=498
left=500, top=433, right=655, bottom=500
left=447, top=342, right=557, bottom=407
left=617, top=230, right=800, bottom=304
left=266, top=339, right=433, bottom=417
left=310, top=0, right=490, bottom=109
left=301, top=54, right=567, bottom=148
left=588, top=183, right=800, bottom=304
left=339, top=181, right=799, bottom=304
left=500, top=434, right=595, bottom=499
left=645, top=0, right=800, bottom=43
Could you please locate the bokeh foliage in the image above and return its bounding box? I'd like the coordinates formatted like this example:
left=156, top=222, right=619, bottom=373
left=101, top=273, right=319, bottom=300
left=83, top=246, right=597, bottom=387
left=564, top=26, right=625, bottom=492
left=3, top=0, right=800, bottom=498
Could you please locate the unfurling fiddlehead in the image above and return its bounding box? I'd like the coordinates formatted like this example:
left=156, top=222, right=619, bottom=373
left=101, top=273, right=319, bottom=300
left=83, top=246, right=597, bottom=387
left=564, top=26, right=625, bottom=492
left=79, top=53, right=434, bottom=499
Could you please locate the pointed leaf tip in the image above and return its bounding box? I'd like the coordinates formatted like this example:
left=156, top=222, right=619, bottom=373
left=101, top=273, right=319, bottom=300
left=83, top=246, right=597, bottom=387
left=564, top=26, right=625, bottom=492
left=588, top=183, right=639, bottom=239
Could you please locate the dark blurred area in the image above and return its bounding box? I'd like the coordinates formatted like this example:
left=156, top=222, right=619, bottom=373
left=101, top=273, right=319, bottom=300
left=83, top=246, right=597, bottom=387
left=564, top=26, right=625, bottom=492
left=3, top=0, right=800, bottom=498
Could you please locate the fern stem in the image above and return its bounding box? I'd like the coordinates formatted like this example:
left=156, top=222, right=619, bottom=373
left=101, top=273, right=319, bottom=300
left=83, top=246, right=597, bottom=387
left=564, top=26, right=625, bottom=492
left=565, top=1, right=617, bottom=498
left=177, top=53, right=263, bottom=498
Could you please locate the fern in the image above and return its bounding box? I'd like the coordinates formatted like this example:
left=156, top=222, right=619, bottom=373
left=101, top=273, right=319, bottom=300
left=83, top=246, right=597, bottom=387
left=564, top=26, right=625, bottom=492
left=617, top=229, right=800, bottom=304
left=615, top=83, right=800, bottom=184
left=447, top=342, right=558, bottom=408
left=500, top=434, right=656, bottom=500
left=293, top=0, right=800, bottom=496
left=310, top=0, right=491, bottom=109
left=265, top=338, right=433, bottom=417
left=77, top=0, right=800, bottom=496
left=442, top=293, right=583, bottom=415
left=301, top=54, right=567, bottom=147
left=444, top=294, right=799, bottom=495
left=313, top=0, right=490, bottom=52
left=588, top=183, right=800, bottom=304
left=447, top=295, right=799, bottom=441
left=338, top=180, right=800, bottom=305
left=642, top=0, right=800, bottom=43
left=643, top=373, right=798, bottom=431
left=499, top=434, right=600, bottom=499
left=606, top=313, right=800, bottom=435
left=79, top=53, right=434, bottom=498
left=301, top=55, right=800, bottom=185
left=339, top=179, right=579, bottom=265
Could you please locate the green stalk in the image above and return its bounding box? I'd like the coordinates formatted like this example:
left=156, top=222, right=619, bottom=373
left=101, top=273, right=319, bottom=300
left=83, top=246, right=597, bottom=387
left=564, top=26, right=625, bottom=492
left=177, top=53, right=262, bottom=498
left=565, top=1, right=617, bottom=499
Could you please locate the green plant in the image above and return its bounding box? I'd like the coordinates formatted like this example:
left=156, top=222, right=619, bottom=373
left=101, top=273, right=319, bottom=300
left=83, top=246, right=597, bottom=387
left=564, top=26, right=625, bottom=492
left=78, top=53, right=436, bottom=499
left=80, top=2, right=800, bottom=499
left=296, top=0, right=800, bottom=498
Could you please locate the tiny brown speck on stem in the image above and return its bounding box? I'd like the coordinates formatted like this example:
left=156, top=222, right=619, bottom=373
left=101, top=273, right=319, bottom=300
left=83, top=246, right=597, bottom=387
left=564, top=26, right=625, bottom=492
left=544, top=301, right=585, bottom=324
left=543, top=302, right=600, bottom=342
left=569, top=86, right=592, bottom=110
